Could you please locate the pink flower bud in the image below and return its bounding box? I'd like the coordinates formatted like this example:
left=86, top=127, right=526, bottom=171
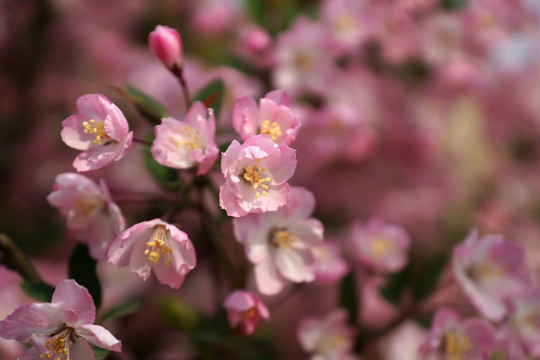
left=149, top=25, right=183, bottom=71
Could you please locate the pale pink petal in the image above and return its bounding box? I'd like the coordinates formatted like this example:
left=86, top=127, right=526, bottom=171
left=61, top=114, right=94, bottom=150
left=68, top=337, right=97, bottom=360
left=129, top=238, right=153, bottom=281
left=0, top=303, right=64, bottom=342
left=254, top=257, right=285, bottom=295
left=51, top=280, right=96, bottom=325
left=233, top=96, right=259, bottom=140
left=264, top=89, right=291, bottom=106
left=76, top=324, right=122, bottom=352
left=219, top=185, right=249, bottom=217
left=73, top=143, right=124, bottom=172
left=76, top=94, right=111, bottom=120
left=275, top=247, right=316, bottom=283
left=221, top=140, right=243, bottom=173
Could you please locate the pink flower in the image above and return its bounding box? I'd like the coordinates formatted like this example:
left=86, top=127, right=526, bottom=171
left=47, top=173, right=125, bottom=260
left=61, top=94, right=133, bottom=172
left=313, top=241, right=348, bottom=284
left=351, top=218, right=410, bottom=273
left=297, top=309, right=356, bottom=360
left=496, top=291, right=540, bottom=359
left=107, top=219, right=196, bottom=289
left=418, top=308, right=495, bottom=359
left=223, top=290, right=269, bottom=335
left=452, top=230, right=532, bottom=321
left=149, top=25, right=183, bottom=71
left=232, top=90, right=301, bottom=146
left=0, top=280, right=121, bottom=359
left=233, top=187, right=323, bottom=295
left=151, top=102, right=219, bottom=175
left=219, top=134, right=297, bottom=218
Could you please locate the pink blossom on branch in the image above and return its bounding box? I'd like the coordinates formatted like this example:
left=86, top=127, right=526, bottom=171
left=452, top=230, right=532, bottom=322
left=151, top=101, right=218, bottom=175
left=61, top=94, right=133, bottom=172
left=351, top=218, right=410, bottom=273
left=233, top=187, right=323, bottom=295
left=232, top=90, right=301, bottom=146
left=219, top=134, right=297, bottom=217
left=107, top=219, right=196, bottom=289
left=418, top=307, right=496, bottom=360
left=149, top=25, right=183, bottom=71
left=223, top=290, right=269, bottom=335
left=47, top=172, right=125, bottom=260
left=0, top=280, right=121, bottom=360
left=297, top=309, right=357, bottom=360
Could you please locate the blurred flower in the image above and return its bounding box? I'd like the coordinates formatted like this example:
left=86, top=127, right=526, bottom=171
left=351, top=218, right=410, bottom=273
left=47, top=172, right=125, bottom=260
left=418, top=307, right=495, bottom=359
left=61, top=94, right=133, bottom=172
left=151, top=101, right=218, bottom=175
left=223, top=290, right=269, bottom=335
left=0, top=280, right=121, bottom=359
left=496, top=291, right=540, bottom=359
left=452, top=230, right=532, bottom=321
left=108, top=219, right=196, bottom=289
left=313, top=241, right=348, bottom=284
left=149, top=25, right=183, bottom=71
left=297, top=309, right=356, bottom=360
left=219, top=135, right=296, bottom=217
left=233, top=187, right=323, bottom=295
left=233, top=90, right=301, bottom=146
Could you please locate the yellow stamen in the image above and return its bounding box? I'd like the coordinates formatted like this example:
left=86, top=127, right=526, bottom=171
left=443, top=330, right=473, bottom=358
left=270, top=229, right=297, bottom=252
left=40, top=327, right=74, bottom=360
left=171, top=125, right=200, bottom=151
left=82, top=119, right=110, bottom=145
left=260, top=120, right=283, bottom=141
left=369, top=237, right=392, bottom=258
left=144, top=225, right=173, bottom=266
left=242, top=163, right=272, bottom=199
left=241, top=307, right=258, bottom=321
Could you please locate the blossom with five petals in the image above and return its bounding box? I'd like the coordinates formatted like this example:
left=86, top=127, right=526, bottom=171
left=220, top=134, right=297, bottom=217
left=61, top=94, right=133, bottom=172
left=151, top=102, right=218, bottom=175
left=107, top=219, right=196, bottom=289
left=47, top=173, right=125, bottom=260
left=0, top=280, right=121, bottom=360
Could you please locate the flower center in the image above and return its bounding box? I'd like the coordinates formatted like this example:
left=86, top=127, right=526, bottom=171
left=145, top=225, right=173, bottom=266
left=242, top=160, right=271, bottom=199
left=82, top=119, right=110, bottom=146
left=315, top=333, right=349, bottom=354
left=270, top=228, right=297, bottom=252
left=241, top=307, right=258, bottom=321
left=73, top=194, right=104, bottom=219
left=442, top=330, right=473, bottom=357
left=334, top=13, right=356, bottom=32
left=369, top=236, right=392, bottom=258
left=40, top=326, right=76, bottom=360
left=260, top=120, right=282, bottom=141
left=171, top=125, right=200, bottom=151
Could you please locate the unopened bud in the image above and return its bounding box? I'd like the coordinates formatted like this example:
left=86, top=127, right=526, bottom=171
left=149, top=25, right=183, bottom=71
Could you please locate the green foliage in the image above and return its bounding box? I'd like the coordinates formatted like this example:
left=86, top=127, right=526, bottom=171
left=19, top=281, right=55, bottom=302
left=141, top=133, right=182, bottom=190
left=339, top=271, right=358, bottom=324
left=193, top=79, right=225, bottom=118
left=379, top=267, right=408, bottom=306
left=90, top=345, right=110, bottom=360
left=124, top=84, right=170, bottom=124
left=412, top=255, right=448, bottom=301
left=157, top=296, right=200, bottom=331
left=441, top=0, right=467, bottom=11
left=100, top=301, right=142, bottom=323
left=68, top=244, right=102, bottom=309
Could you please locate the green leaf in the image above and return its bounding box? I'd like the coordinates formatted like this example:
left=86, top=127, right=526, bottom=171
left=68, top=244, right=102, bottom=309
left=124, top=84, right=169, bottom=124
left=141, top=134, right=182, bottom=190
left=245, top=0, right=266, bottom=26
left=20, top=281, right=55, bottom=302
left=91, top=345, right=110, bottom=360
left=379, top=268, right=408, bottom=306
left=339, top=272, right=358, bottom=324
left=100, top=301, right=142, bottom=323
left=441, top=0, right=467, bottom=11
left=413, top=255, right=447, bottom=301
left=193, top=79, right=225, bottom=118
left=157, top=296, right=200, bottom=331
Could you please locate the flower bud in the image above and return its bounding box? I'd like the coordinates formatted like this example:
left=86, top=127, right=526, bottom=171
left=149, top=25, right=183, bottom=71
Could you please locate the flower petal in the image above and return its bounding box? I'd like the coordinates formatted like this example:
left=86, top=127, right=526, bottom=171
left=76, top=324, right=122, bottom=352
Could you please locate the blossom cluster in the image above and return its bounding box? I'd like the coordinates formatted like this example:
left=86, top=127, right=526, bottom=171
left=2, top=0, right=540, bottom=359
